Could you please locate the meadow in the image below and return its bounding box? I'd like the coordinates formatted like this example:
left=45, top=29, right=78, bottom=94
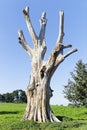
left=0, top=103, right=87, bottom=130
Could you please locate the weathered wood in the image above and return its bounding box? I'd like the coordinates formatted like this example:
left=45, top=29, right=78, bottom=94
left=18, top=7, right=78, bottom=122
left=18, top=30, right=33, bottom=57
left=39, top=12, right=47, bottom=41
left=56, top=10, right=64, bottom=44
left=23, top=7, right=38, bottom=48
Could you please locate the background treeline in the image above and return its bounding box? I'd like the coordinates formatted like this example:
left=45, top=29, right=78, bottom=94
left=0, top=89, right=27, bottom=103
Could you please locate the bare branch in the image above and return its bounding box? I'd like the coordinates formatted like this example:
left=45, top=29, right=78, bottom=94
left=63, top=44, right=72, bottom=49
left=56, top=10, right=64, bottom=44
left=23, top=7, right=37, bottom=48
left=48, top=48, right=78, bottom=79
left=39, top=12, right=47, bottom=41
left=18, top=30, right=32, bottom=57
left=55, top=48, right=78, bottom=67
left=63, top=48, right=78, bottom=58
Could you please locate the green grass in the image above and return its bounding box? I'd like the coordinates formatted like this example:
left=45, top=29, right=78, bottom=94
left=51, top=105, right=87, bottom=120
left=0, top=103, right=87, bottom=130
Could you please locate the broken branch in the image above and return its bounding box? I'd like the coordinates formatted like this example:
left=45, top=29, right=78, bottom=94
left=23, top=7, right=37, bottom=48
left=56, top=10, right=64, bottom=44
left=39, top=12, right=47, bottom=41
left=18, top=30, right=32, bottom=57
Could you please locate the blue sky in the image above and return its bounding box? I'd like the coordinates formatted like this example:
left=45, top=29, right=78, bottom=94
left=0, top=0, right=87, bottom=105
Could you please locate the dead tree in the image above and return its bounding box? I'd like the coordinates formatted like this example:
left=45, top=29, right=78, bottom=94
left=18, top=7, right=77, bottom=122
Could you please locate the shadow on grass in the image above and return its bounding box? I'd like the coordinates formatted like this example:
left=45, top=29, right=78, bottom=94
left=0, top=111, right=19, bottom=115
left=57, top=115, right=73, bottom=121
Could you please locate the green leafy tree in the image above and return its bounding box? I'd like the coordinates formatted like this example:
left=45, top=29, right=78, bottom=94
left=19, top=90, right=27, bottom=103
left=0, top=89, right=27, bottom=103
left=3, top=93, right=13, bottom=102
left=13, top=90, right=19, bottom=102
left=64, top=60, right=87, bottom=106
left=0, top=94, right=5, bottom=102
left=12, top=89, right=27, bottom=103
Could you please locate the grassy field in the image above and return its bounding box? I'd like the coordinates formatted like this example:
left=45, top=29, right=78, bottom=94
left=0, top=103, right=87, bottom=130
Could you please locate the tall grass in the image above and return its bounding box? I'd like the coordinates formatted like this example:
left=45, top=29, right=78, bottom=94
left=0, top=103, right=87, bottom=130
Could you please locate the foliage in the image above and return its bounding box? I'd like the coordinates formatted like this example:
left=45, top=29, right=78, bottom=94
left=63, top=60, right=87, bottom=106
left=0, top=89, right=27, bottom=103
left=0, top=103, right=87, bottom=129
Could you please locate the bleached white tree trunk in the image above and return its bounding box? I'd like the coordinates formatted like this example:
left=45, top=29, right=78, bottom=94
left=18, top=7, right=77, bottom=122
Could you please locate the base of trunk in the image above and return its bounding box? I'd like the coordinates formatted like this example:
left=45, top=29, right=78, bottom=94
left=22, top=89, right=60, bottom=122
left=23, top=107, right=60, bottom=122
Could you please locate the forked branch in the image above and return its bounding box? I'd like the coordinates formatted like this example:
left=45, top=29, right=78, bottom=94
left=49, top=47, right=78, bottom=78
left=55, top=48, right=78, bottom=67
left=46, top=44, right=63, bottom=72
left=23, top=7, right=37, bottom=48
left=46, top=9, right=78, bottom=73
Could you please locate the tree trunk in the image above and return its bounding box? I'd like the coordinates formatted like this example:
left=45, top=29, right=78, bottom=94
left=23, top=72, right=59, bottom=122
left=18, top=7, right=77, bottom=122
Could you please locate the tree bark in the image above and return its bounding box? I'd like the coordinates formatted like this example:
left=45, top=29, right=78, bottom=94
left=18, top=7, right=78, bottom=122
